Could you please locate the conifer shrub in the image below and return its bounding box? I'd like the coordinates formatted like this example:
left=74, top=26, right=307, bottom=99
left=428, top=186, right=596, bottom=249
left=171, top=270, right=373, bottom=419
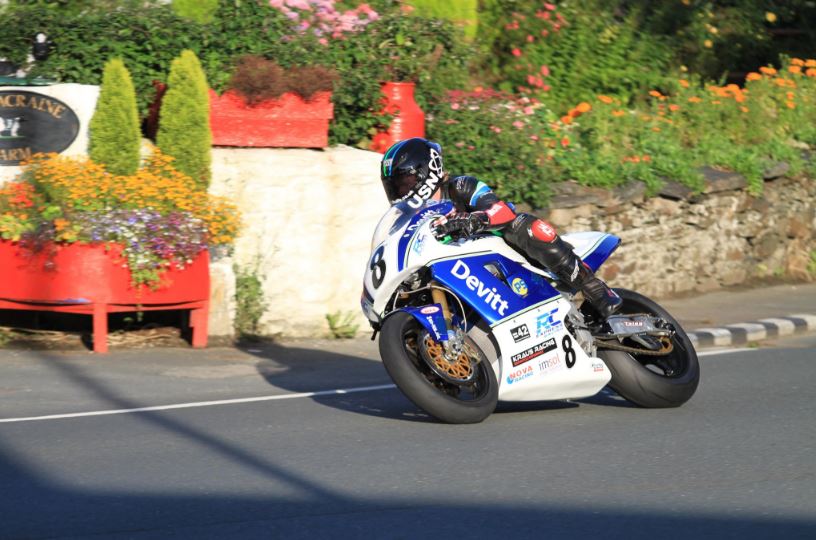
left=157, top=50, right=211, bottom=189
left=88, top=58, right=140, bottom=176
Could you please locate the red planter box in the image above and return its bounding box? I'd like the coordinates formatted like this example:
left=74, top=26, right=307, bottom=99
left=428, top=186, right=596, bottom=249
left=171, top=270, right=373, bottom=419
left=209, top=89, right=333, bottom=148
left=0, top=241, right=210, bottom=353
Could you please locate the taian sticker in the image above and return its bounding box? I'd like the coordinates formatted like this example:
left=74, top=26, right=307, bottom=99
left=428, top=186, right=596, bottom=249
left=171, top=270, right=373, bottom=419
left=511, top=277, right=528, bottom=297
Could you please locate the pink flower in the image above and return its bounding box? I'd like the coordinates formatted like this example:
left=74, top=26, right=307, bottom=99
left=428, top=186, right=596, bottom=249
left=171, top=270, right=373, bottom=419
left=511, top=48, right=522, bottom=57
left=526, top=34, right=534, bottom=43
left=541, top=29, right=549, bottom=37
left=455, top=141, right=465, bottom=148
left=530, top=135, right=539, bottom=141
left=467, top=145, right=475, bottom=150
left=542, top=84, right=551, bottom=92
left=490, top=126, right=502, bottom=133
left=512, top=120, right=525, bottom=129
left=540, top=65, right=550, bottom=76
left=318, top=37, right=328, bottom=45
left=545, top=3, right=556, bottom=10
left=523, top=106, right=535, bottom=115
left=450, top=103, right=461, bottom=110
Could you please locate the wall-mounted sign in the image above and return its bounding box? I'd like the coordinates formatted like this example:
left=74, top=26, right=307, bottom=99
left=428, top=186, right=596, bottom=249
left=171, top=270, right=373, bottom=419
left=0, top=90, right=79, bottom=165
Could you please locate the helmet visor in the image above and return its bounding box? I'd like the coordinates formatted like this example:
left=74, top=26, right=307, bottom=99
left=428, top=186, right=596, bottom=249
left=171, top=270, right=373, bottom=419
left=383, top=173, right=418, bottom=203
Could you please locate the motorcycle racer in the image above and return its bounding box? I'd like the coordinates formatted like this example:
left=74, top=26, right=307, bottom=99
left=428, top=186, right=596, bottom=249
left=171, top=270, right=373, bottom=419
left=380, top=137, right=622, bottom=320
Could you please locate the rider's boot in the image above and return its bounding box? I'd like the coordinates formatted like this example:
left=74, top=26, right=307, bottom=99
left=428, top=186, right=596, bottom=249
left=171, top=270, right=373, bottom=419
left=505, top=215, right=622, bottom=320
left=529, top=236, right=622, bottom=319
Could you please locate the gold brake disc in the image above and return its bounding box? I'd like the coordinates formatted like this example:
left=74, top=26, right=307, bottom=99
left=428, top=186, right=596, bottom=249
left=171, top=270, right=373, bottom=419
left=419, top=334, right=476, bottom=384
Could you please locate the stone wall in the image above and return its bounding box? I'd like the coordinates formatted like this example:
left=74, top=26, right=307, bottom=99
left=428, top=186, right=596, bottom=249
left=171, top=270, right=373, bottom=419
left=212, top=148, right=814, bottom=338
left=543, top=167, right=816, bottom=297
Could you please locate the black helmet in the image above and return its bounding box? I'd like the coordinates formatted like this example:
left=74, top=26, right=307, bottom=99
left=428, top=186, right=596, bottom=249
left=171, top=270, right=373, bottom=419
left=380, top=137, right=445, bottom=208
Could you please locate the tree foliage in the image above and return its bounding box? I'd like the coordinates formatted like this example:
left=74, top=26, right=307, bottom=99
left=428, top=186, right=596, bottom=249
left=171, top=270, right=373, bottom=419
left=157, top=50, right=211, bottom=189
left=88, top=58, right=140, bottom=175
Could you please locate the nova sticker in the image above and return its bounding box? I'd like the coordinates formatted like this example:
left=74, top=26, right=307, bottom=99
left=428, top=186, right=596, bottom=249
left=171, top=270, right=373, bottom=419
left=420, top=306, right=440, bottom=315
left=450, top=260, right=509, bottom=316
left=506, top=365, right=534, bottom=385
left=510, top=338, right=557, bottom=367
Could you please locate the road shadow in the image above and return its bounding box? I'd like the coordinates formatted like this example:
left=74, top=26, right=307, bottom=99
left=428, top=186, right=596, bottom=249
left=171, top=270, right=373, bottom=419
left=245, top=341, right=638, bottom=422
left=0, top=430, right=813, bottom=539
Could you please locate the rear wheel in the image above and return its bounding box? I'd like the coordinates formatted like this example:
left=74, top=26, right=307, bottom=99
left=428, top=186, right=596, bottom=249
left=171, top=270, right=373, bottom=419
left=379, top=312, right=498, bottom=424
left=597, top=288, right=700, bottom=408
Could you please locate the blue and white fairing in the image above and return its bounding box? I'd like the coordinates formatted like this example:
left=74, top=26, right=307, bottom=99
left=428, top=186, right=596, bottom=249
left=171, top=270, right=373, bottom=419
left=362, top=200, right=619, bottom=402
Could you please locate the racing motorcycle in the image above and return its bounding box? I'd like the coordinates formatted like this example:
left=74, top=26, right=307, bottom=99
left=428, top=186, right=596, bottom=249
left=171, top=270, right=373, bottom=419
left=361, top=199, right=700, bottom=424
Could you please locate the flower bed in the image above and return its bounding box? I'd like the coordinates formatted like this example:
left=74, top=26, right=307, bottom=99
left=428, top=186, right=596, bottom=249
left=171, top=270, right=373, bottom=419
left=0, top=149, right=239, bottom=352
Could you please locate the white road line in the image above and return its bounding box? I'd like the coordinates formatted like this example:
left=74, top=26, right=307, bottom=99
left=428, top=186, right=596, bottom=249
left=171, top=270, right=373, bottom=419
left=0, top=384, right=397, bottom=424
left=698, top=348, right=752, bottom=357
left=0, top=346, right=760, bottom=424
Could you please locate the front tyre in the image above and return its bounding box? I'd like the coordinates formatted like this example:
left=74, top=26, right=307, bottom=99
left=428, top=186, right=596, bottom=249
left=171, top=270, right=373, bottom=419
left=598, top=288, right=700, bottom=408
left=379, top=312, right=498, bottom=424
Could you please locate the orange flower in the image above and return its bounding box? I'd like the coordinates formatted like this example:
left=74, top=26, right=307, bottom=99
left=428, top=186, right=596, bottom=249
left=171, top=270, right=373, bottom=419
left=688, top=96, right=702, bottom=103
left=806, top=59, right=816, bottom=68
left=678, top=79, right=690, bottom=88
left=597, top=95, right=613, bottom=104
left=786, top=101, right=795, bottom=109
left=649, top=90, right=663, bottom=98
left=806, top=68, right=816, bottom=77
left=560, top=115, right=573, bottom=124
left=560, top=137, right=570, bottom=148
left=611, top=110, right=625, bottom=117
left=759, top=66, right=777, bottom=75
left=791, top=58, right=805, bottom=66
left=575, top=101, right=591, bottom=113
left=668, top=104, right=680, bottom=112
left=789, top=66, right=802, bottom=74
left=651, top=127, right=661, bottom=132
left=740, top=106, right=749, bottom=113
left=642, top=155, right=651, bottom=162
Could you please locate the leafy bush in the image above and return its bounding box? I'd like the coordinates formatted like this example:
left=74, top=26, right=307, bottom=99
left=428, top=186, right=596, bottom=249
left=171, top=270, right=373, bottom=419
left=481, top=0, right=674, bottom=110
left=172, top=0, right=219, bottom=24
left=157, top=50, right=211, bottom=189
left=0, top=150, right=239, bottom=287
left=407, top=0, right=477, bottom=39
left=427, top=89, right=560, bottom=209
left=88, top=58, right=141, bottom=176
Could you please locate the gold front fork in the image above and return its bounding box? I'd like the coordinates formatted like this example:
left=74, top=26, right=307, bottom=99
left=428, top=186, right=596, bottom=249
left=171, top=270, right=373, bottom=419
left=430, top=281, right=452, bottom=325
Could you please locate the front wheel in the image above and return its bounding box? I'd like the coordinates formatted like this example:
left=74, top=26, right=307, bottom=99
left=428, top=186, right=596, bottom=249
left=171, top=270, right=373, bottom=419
left=379, top=312, right=498, bottom=424
left=597, top=288, right=700, bottom=408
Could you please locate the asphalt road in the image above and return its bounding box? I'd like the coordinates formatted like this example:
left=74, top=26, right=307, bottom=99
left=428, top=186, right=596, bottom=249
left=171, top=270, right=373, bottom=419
left=0, top=337, right=814, bottom=539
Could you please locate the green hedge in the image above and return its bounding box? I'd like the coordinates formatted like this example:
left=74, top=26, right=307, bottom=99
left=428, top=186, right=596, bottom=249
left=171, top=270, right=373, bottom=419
left=0, top=1, right=469, bottom=148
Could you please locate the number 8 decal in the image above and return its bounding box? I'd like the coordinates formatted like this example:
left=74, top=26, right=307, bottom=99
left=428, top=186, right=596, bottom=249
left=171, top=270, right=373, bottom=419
left=562, top=334, right=576, bottom=368
left=370, top=246, right=386, bottom=289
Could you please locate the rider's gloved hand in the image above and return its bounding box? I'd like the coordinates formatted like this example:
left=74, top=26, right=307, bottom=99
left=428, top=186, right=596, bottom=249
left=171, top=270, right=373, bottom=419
left=432, top=212, right=489, bottom=240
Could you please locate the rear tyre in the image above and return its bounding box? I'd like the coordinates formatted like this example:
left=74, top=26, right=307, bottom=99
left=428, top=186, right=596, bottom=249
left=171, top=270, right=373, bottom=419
left=597, top=288, right=700, bottom=408
left=379, top=312, right=498, bottom=424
